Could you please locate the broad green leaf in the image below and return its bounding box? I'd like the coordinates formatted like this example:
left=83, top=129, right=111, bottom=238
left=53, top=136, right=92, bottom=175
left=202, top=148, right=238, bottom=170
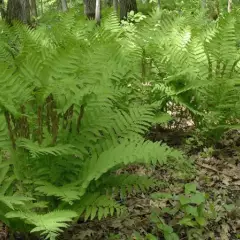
left=184, top=183, right=197, bottom=194
left=185, top=205, right=198, bottom=217
left=190, top=193, right=205, bottom=205
left=224, top=204, right=235, bottom=212
left=165, top=232, right=179, bottom=240
left=195, top=216, right=207, bottom=226
left=178, top=217, right=196, bottom=227
left=159, top=224, right=173, bottom=233
left=146, top=233, right=158, bottom=240
left=179, top=195, right=191, bottom=205
left=151, top=192, right=173, bottom=199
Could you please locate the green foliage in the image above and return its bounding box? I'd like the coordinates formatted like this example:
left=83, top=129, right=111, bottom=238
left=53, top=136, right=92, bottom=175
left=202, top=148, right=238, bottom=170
left=0, top=11, right=184, bottom=239
left=150, top=183, right=208, bottom=239
left=6, top=210, right=78, bottom=240
left=1, top=5, right=240, bottom=239
left=137, top=10, right=240, bottom=140
left=131, top=183, right=208, bottom=240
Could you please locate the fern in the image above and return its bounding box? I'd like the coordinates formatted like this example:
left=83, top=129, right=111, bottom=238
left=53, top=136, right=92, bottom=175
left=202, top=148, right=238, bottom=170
left=35, top=182, right=80, bottom=203
left=138, top=10, right=240, bottom=136
left=0, top=11, right=188, bottom=239
left=6, top=210, right=77, bottom=240
left=72, top=192, right=125, bottom=221
left=98, top=174, right=157, bottom=196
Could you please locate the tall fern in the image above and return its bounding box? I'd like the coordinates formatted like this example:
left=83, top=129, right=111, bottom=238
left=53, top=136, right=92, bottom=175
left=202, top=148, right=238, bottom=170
left=0, top=11, right=184, bottom=239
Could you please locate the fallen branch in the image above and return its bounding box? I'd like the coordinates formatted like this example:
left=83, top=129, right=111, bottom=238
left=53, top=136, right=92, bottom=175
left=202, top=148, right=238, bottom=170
left=195, top=162, right=236, bottom=179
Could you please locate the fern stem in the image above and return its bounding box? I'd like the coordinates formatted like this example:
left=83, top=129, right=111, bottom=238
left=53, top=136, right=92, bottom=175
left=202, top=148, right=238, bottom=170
left=221, top=63, right=227, bottom=77
left=142, top=48, right=146, bottom=81
left=63, top=104, right=74, bottom=132
left=230, top=58, right=240, bottom=78
left=4, top=111, right=16, bottom=149
left=37, top=106, right=43, bottom=144
left=207, top=53, right=212, bottom=79
left=20, top=105, right=30, bottom=139
left=76, top=105, right=84, bottom=133
left=51, top=109, right=59, bottom=145
left=46, top=95, right=53, bottom=133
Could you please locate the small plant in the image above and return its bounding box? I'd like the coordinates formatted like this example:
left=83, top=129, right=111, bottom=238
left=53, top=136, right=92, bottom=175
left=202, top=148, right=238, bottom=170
left=121, top=11, right=146, bottom=26
left=149, top=183, right=208, bottom=239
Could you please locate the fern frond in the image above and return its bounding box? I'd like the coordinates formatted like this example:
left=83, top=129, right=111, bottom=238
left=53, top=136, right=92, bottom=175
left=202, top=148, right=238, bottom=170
left=35, top=182, right=80, bottom=203
left=79, top=139, right=183, bottom=197
left=99, top=174, right=157, bottom=197
left=0, top=195, right=33, bottom=210
left=72, top=192, right=125, bottom=221
left=6, top=210, right=77, bottom=240
left=17, top=139, right=79, bottom=158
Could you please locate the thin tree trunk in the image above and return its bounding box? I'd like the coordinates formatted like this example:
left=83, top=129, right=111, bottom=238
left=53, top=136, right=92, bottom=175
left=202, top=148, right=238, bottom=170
left=84, top=0, right=96, bottom=19
left=228, top=0, right=232, bottom=13
left=201, top=0, right=206, bottom=10
left=104, top=0, right=111, bottom=7
left=6, top=0, right=31, bottom=25
left=29, top=0, right=37, bottom=17
left=119, top=0, right=137, bottom=20
left=113, top=0, right=118, bottom=12
left=61, top=0, right=68, bottom=12
left=95, top=0, right=100, bottom=24
left=157, top=0, right=160, bottom=10
left=40, top=0, right=43, bottom=14
left=0, top=0, right=6, bottom=19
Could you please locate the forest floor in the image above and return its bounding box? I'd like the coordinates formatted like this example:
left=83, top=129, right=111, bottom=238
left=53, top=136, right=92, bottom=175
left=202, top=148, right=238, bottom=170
left=63, top=128, right=240, bottom=240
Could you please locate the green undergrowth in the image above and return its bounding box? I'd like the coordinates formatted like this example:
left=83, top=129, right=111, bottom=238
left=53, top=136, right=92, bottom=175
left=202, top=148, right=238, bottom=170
left=0, top=8, right=239, bottom=240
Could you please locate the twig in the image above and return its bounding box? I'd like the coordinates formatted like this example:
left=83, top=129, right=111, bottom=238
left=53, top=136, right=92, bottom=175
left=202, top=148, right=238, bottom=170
left=195, top=162, right=236, bottom=179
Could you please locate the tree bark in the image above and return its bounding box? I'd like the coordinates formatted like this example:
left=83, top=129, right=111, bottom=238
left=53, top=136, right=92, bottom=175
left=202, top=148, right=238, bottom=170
left=40, top=0, right=43, bottom=14
left=228, top=0, right=232, bottom=13
left=0, top=0, right=6, bottom=19
left=120, top=0, right=137, bottom=20
left=207, top=0, right=219, bottom=20
left=95, top=0, right=100, bottom=24
left=104, top=0, right=111, bottom=7
left=157, top=0, right=160, bottom=10
left=201, top=0, right=206, bottom=10
left=29, top=0, right=37, bottom=17
left=61, top=0, right=68, bottom=12
left=6, top=0, right=31, bottom=25
left=113, top=0, right=118, bottom=13
left=84, top=0, right=96, bottom=19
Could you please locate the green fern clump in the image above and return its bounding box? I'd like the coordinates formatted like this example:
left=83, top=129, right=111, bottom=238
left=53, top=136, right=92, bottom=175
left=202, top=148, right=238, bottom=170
left=0, top=12, right=184, bottom=239
left=136, top=11, right=240, bottom=139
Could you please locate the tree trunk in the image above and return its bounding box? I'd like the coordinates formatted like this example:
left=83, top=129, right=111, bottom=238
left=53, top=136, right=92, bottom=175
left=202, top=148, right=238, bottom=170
left=157, top=0, right=160, bottom=10
left=120, top=0, right=137, bottom=20
left=6, top=0, right=31, bottom=25
left=104, top=0, right=111, bottom=7
left=61, top=0, right=68, bottom=11
left=29, top=0, right=37, bottom=17
left=0, top=0, right=6, bottom=19
left=201, top=0, right=206, bottom=10
left=228, top=0, right=232, bottom=13
left=84, top=0, right=96, bottom=19
left=113, top=0, right=118, bottom=12
left=40, top=0, right=43, bottom=14
left=95, top=0, right=100, bottom=24
left=207, top=0, right=219, bottom=20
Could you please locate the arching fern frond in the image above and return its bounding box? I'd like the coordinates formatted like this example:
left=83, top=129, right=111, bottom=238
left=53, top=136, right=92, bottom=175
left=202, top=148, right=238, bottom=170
left=6, top=210, right=77, bottom=240
left=72, top=192, right=126, bottom=221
